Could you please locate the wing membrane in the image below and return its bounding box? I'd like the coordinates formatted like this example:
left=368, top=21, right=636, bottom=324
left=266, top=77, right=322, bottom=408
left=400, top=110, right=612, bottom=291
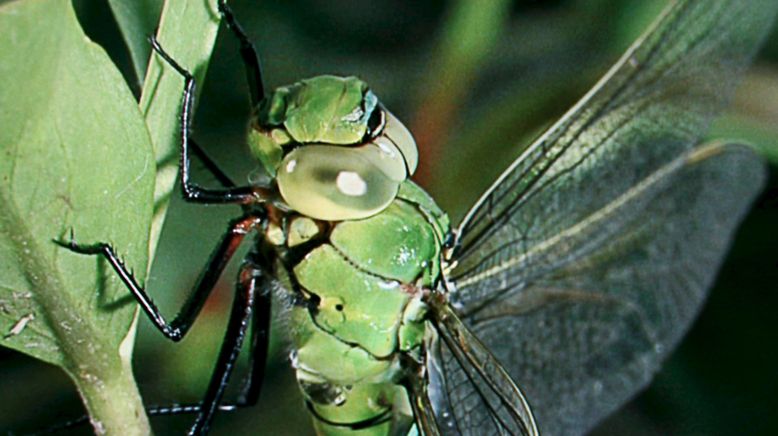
left=451, top=0, right=776, bottom=310
left=446, top=4, right=776, bottom=429
left=422, top=302, right=538, bottom=436
left=438, top=1, right=774, bottom=434
left=450, top=142, right=766, bottom=434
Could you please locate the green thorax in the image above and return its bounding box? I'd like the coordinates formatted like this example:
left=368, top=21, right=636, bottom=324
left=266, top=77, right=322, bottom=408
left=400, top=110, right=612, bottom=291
left=265, top=181, right=449, bottom=435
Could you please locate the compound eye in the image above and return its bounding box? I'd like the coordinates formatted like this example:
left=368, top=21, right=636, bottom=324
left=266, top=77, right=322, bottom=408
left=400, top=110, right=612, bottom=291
left=277, top=145, right=402, bottom=221
left=383, top=111, right=418, bottom=175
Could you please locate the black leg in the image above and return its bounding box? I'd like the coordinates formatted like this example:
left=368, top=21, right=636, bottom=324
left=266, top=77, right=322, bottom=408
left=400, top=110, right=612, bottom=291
left=236, top=261, right=271, bottom=405
left=54, top=215, right=262, bottom=341
left=130, top=266, right=269, bottom=415
left=189, top=261, right=265, bottom=435
left=141, top=275, right=269, bottom=416
left=190, top=138, right=237, bottom=189
left=149, top=36, right=266, bottom=205
left=218, top=0, right=265, bottom=106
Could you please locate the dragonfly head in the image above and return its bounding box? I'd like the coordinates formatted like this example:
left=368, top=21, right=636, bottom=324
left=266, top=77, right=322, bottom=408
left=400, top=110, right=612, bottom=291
left=249, top=75, right=418, bottom=221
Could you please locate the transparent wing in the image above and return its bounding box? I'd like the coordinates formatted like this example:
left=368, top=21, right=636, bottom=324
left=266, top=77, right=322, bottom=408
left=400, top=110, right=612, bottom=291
left=420, top=302, right=537, bottom=436
left=445, top=1, right=777, bottom=434
left=449, top=142, right=765, bottom=435
left=451, top=0, right=777, bottom=309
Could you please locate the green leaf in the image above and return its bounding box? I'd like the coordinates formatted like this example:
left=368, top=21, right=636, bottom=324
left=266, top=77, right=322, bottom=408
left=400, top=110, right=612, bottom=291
left=0, top=0, right=154, bottom=432
left=411, top=0, right=512, bottom=183
left=139, top=0, right=222, bottom=257
left=107, top=0, right=163, bottom=85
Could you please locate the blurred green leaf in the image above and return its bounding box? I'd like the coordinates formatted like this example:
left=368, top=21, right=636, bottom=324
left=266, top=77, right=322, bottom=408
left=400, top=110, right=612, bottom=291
left=0, top=0, right=154, bottom=432
left=710, top=69, right=778, bottom=165
left=411, top=0, right=512, bottom=183
left=426, top=74, right=587, bottom=221
left=711, top=116, right=778, bottom=165
left=107, top=0, right=163, bottom=84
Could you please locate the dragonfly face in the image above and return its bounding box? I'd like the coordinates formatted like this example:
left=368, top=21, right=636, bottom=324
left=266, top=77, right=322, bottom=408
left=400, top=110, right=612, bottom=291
left=248, top=75, right=419, bottom=221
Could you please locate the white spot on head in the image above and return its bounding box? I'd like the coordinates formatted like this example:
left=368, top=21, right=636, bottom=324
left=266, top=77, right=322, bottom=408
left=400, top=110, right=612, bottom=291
left=336, top=171, right=367, bottom=196
left=286, top=159, right=297, bottom=173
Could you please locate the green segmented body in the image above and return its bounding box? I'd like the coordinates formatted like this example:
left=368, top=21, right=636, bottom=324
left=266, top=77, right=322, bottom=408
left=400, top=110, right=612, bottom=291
left=249, top=76, right=448, bottom=434
left=263, top=181, right=448, bottom=435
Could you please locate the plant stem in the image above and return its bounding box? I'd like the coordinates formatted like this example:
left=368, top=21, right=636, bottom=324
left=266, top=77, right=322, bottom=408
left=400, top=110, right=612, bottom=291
left=71, top=354, right=150, bottom=435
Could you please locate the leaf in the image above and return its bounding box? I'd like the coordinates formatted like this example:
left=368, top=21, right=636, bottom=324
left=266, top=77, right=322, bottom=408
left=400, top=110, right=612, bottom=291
left=0, top=0, right=154, bottom=431
left=107, top=0, right=163, bottom=85
left=139, top=0, right=222, bottom=257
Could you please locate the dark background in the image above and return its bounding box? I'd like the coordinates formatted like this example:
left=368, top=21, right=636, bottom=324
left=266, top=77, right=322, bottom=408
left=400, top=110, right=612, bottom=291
left=2, top=0, right=777, bottom=434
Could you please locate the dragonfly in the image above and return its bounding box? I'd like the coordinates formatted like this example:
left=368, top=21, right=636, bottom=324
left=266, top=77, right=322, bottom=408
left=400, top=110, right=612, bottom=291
left=51, top=0, right=776, bottom=435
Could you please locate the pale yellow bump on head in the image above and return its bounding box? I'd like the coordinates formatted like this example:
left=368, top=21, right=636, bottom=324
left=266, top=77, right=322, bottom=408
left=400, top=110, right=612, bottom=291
left=336, top=171, right=368, bottom=196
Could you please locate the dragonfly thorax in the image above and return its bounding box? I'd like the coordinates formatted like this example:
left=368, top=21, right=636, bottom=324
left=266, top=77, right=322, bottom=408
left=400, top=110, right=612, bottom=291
left=248, top=75, right=419, bottom=221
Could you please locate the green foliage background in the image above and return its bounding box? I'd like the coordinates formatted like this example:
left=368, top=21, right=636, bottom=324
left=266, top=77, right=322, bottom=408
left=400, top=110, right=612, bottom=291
left=1, top=0, right=777, bottom=434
